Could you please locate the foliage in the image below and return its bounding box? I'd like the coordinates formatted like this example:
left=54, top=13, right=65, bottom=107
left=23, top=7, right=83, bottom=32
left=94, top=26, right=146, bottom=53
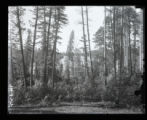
left=103, top=70, right=142, bottom=108
left=13, top=88, right=26, bottom=105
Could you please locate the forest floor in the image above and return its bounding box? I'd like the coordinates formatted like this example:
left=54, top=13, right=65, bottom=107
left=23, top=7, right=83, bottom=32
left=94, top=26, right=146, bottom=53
left=8, top=102, right=143, bottom=114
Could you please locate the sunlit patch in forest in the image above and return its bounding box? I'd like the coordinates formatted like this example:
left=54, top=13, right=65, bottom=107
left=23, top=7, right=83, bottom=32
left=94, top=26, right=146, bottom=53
left=8, top=6, right=144, bottom=114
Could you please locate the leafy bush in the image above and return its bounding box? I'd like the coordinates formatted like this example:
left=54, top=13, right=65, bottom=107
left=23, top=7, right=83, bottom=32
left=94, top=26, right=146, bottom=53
left=13, top=88, right=26, bottom=105
left=103, top=71, right=142, bottom=108
left=25, top=88, right=40, bottom=103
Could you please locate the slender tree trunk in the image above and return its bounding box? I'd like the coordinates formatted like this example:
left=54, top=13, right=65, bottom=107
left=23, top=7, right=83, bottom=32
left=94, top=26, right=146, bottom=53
left=41, top=7, right=48, bottom=87
left=52, top=9, right=57, bottom=89
left=85, top=6, right=93, bottom=77
left=121, top=7, right=124, bottom=68
left=11, top=45, right=15, bottom=83
left=133, top=22, right=137, bottom=72
left=8, top=9, right=14, bottom=85
left=115, top=8, right=119, bottom=73
left=123, top=7, right=128, bottom=72
left=9, top=27, right=15, bottom=82
left=139, top=11, right=143, bottom=72
left=128, top=17, right=132, bottom=75
left=72, top=58, right=74, bottom=77
left=110, top=6, right=114, bottom=52
left=118, top=7, right=124, bottom=105
left=52, top=8, right=59, bottom=89
left=81, top=6, right=89, bottom=79
left=8, top=36, right=12, bottom=86
left=104, top=6, right=107, bottom=86
left=43, top=8, right=52, bottom=86
left=30, top=6, right=39, bottom=88
left=16, top=7, right=27, bottom=89
left=113, top=7, right=116, bottom=84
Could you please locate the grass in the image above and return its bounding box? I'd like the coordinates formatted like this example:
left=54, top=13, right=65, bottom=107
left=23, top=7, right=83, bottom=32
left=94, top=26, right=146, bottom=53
left=8, top=102, right=143, bottom=114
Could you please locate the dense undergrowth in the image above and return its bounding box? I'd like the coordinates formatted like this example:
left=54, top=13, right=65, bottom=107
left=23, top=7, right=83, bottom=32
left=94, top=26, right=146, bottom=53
left=12, top=72, right=142, bottom=109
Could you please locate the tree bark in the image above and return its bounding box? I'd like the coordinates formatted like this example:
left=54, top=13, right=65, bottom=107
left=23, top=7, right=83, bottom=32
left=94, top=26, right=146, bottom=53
left=123, top=7, right=128, bottom=72
left=16, top=7, right=27, bottom=89
left=128, top=16, right=132, bottom=75
left=104, top=6, right=107, bottom=86
left=30, top=6, right=39, bottom=88
left=86, top=6, right=93, bottom=76
left=43, top=8, right=52, bottom=86
left=9, top=27, right=15, bottom=83
left=113, top=7, right=116, bottom=84
left=118, top=7, right=124, bottom=105
left=133, top=19, right=137, bottom=72
left=8, top=35, right=12, bottom=86
left=81, top=6, right=89, bottom=78
left=11, top=44, right=15, bottom=83
left=52, top=8, right=59, bottom=89
left=139, top=11, right=143, bottom=72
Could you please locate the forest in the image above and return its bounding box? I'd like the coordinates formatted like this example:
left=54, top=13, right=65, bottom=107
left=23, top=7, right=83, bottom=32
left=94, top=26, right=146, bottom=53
left=8, top=6, right=144, bottom=114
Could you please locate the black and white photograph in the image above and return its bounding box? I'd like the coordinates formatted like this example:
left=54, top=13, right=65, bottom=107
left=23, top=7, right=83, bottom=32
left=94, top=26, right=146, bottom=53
left=8, top=6, right=145, bottom=114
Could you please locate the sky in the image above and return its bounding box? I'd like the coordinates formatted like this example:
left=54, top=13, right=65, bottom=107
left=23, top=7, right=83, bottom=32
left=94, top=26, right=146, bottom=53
left=22, top=6, right=104, bottom=52
left=10, top=6, right=142, bottom=53
left=58, top=6, right=104, bottom=52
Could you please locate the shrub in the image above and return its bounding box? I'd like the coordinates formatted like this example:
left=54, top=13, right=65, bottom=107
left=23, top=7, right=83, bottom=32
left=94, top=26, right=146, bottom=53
left=25, top=88, right=40, bottom=104
left=13, top=88, right=26, bottom=105
left=103, top=72, right=142, bottom=108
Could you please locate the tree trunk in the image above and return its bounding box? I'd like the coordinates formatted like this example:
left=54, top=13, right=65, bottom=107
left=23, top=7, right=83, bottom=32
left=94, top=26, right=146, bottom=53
left=11, top=44, right=15, bottom=83
left=139, top=11, right=143, bottom=72
left=104, top=6, right=107, bottom=86
left=43, top=8, right=52, bottom=86
left=110, top=6, right=114, bottom=54
left=113, top=7, right=116, bottom=83
left=8, top=37, right=12, bottom=86
left=128, top=17, right=132, bottom=75
left=72, top=58, right=74, bottom=77
left=42, top=7, right=47, bottom=87
left=85, top=6, right=93, bottom=77
left=9, top=27, right=15, bottom=83
left=8, top=9, right=13, bottom=85
left=30, top=6, right=39, bottom=88
left=118, top=7, right=124, bottom=105
left=121, top=7, right=124, bottom=69
left=52, top=8, right=59, bottom=89
left=16, top=7, right=27, bottom=89
left=133, top=21, right=137, bottom=72
left=81, top=6, right=89, bottom=79
left=123, top=7, right=128, bottom=72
